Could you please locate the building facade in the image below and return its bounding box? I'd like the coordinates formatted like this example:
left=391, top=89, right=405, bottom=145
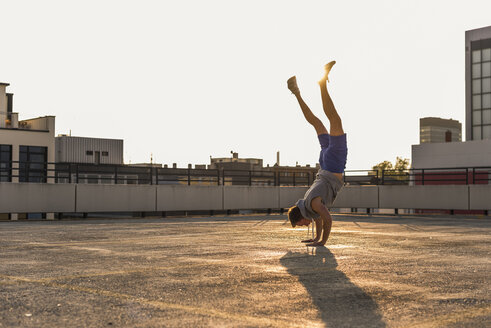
left=55, top=135, right=123, bottom=165
left=208, top=152, right=263, bottom=171
left=0, top=83, right=55, bottom=184
left=466, top=25, right=491, bottom=141
left=412, top=139, right=491, bottom=169
left=419, top=117, right=461, bottom=143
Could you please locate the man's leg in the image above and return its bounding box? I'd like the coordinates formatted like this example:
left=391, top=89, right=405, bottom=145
left=319, top=72, right=344, bottom=136
left=288, top=76, right=327, bottom=135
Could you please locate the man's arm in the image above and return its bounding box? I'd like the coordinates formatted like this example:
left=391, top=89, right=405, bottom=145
left=306, top=197, right=332, bottom=246
left=314, top=218, right=323, bottom=241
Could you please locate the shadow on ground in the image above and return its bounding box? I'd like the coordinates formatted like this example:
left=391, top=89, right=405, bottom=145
left=280, top=248, right=386, bottom=328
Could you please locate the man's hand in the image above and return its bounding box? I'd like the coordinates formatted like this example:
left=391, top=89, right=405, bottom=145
left=306, top=241, right=325, bottom=247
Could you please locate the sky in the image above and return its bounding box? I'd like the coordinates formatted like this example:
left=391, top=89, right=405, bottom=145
left=2, top=0, right=491, bottom=170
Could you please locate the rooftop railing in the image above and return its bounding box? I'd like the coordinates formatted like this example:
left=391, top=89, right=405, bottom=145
left=1, top=161, right=490, bottom=186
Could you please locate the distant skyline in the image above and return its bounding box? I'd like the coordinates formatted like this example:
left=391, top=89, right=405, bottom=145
left=2, top=1, right=491, bottom=169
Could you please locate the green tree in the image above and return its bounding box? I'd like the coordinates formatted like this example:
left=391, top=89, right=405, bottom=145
left=372, top=157, right=410, bottom=183
left=372, top=160, right=393, bottom=179
left=394, top=157, right=410, bottom=172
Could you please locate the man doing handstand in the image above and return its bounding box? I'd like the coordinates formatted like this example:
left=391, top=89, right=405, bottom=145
left=286, top=61, right=347, bottom=247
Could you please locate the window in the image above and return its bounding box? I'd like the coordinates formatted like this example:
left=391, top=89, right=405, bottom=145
left=0, top=145, right=12, bottom=182
left=483, top=48, right=491, bottom=62
left=473, top=95, right=481, bottom=109
left=473, top=111, right=482, bottom=125
left=484, top=62, right=491, bottom=77
left=483, top=110, right=491, bottom=125
left=484, top=78, right=491, bottom=93
left=484, top=94, right=491, bottom=108
left=86, top=150, right=93, bottom=156
left=473, top=126, right=482, bottom=140
left=473, top=79, right=481, bottom=94
left=473, top=50, right=481, bottom=63
left=483, top=125, right=491, bottom=139
left=102, top=151, right=109, bottom=156
left=473, top=64, right=481, bottom=78
left=19, top=146, right=47, bottom=183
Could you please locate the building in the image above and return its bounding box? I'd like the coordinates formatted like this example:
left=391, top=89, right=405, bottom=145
left=55, top=135, right=123, bottom=165
left=466, top=25, right=491, bottom=141
left=409, top=27, right=491, bottom=215
left=208, top=152, right=263, bottom=171
left=412, top=26, right=491, bottom=170
left=412, top=139, right=491, bottom=169
left=419, top=117, right=461, bottom=143
left=0, top=82, right=55, bottom=184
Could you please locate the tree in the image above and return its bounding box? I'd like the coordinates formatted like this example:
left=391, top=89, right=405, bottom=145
left=394, top=157, right=410, bottom=172
left=372, top=160, right=393, bottom=178
left=372, top=157, right=410, bottom=183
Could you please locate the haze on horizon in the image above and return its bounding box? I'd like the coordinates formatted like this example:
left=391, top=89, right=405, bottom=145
left=2, top=0, right=491, bottom=170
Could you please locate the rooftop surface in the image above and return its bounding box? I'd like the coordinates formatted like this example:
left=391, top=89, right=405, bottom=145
left=1, top=214, right=490, bottom=327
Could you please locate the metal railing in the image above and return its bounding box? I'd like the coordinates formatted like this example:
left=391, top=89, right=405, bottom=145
left=1, top=161, right=490, bottom=186
left=0, top=161, right=316, bottom=186
left=344, top=167, right=491, bottom=185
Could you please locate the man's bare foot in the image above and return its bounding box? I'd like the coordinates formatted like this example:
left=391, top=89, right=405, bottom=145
left=287, top=76, right=300, bottom=95
left=319, top=60, right=336, bottom=83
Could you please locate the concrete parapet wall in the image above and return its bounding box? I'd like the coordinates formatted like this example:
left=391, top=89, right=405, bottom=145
left=469, top=185, right=491, bottom=210
left=223, top=186, right=279, bottom=210
left=278, top=187, right=308, bottom=208
left=334, top=186, right=379, bottom=208
left=0, top=183, right=75, bottom=213
left=379, top=185, right=469, bottom=210
left=76, top=184, right=156, bottom=212
left=157, top=185, right=223, bottom=211
left=2, top=183, right=491, bottom=215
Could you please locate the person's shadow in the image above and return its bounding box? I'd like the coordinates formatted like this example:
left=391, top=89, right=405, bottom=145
left=280, top=248, right=386, bottom=328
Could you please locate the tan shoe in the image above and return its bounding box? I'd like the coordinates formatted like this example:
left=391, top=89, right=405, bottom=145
left=287, top=76, right=299, bottom=94
left=323, top=60, right=336, bottom=82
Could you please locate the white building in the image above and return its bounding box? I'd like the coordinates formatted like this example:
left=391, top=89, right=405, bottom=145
left=412, top=139, right=491, bottom=169
left=466, top=25, right=491, bottom=141
left=0, top=82, right=55, bottom=184
left=55, top=135, right=123, bottom=165
left=411, top=27, right=491, bottom=171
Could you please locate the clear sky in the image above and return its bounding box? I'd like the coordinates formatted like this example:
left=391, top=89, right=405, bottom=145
left=2, top=1, right=491, bottom=170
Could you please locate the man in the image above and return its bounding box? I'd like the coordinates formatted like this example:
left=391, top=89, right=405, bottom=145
left=286, top=61, right=347, bottom=247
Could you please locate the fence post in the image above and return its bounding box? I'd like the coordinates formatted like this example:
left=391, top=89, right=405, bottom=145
left=249, top=170, right=252, bottom=186
left=115, top=165, right=118, bottom=184
left=381, top=170, right=385, bottom=185
left=187, top=168, right=191, bottom=186
left=465, top=168, right=468, bottom=185
left=422, top=169, right=425, bottom=185
left=472, top=167, right=475, bottom=184
left=217, top=169, right=220, bottom=186
left=293, top=172, right=296, bottom=186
